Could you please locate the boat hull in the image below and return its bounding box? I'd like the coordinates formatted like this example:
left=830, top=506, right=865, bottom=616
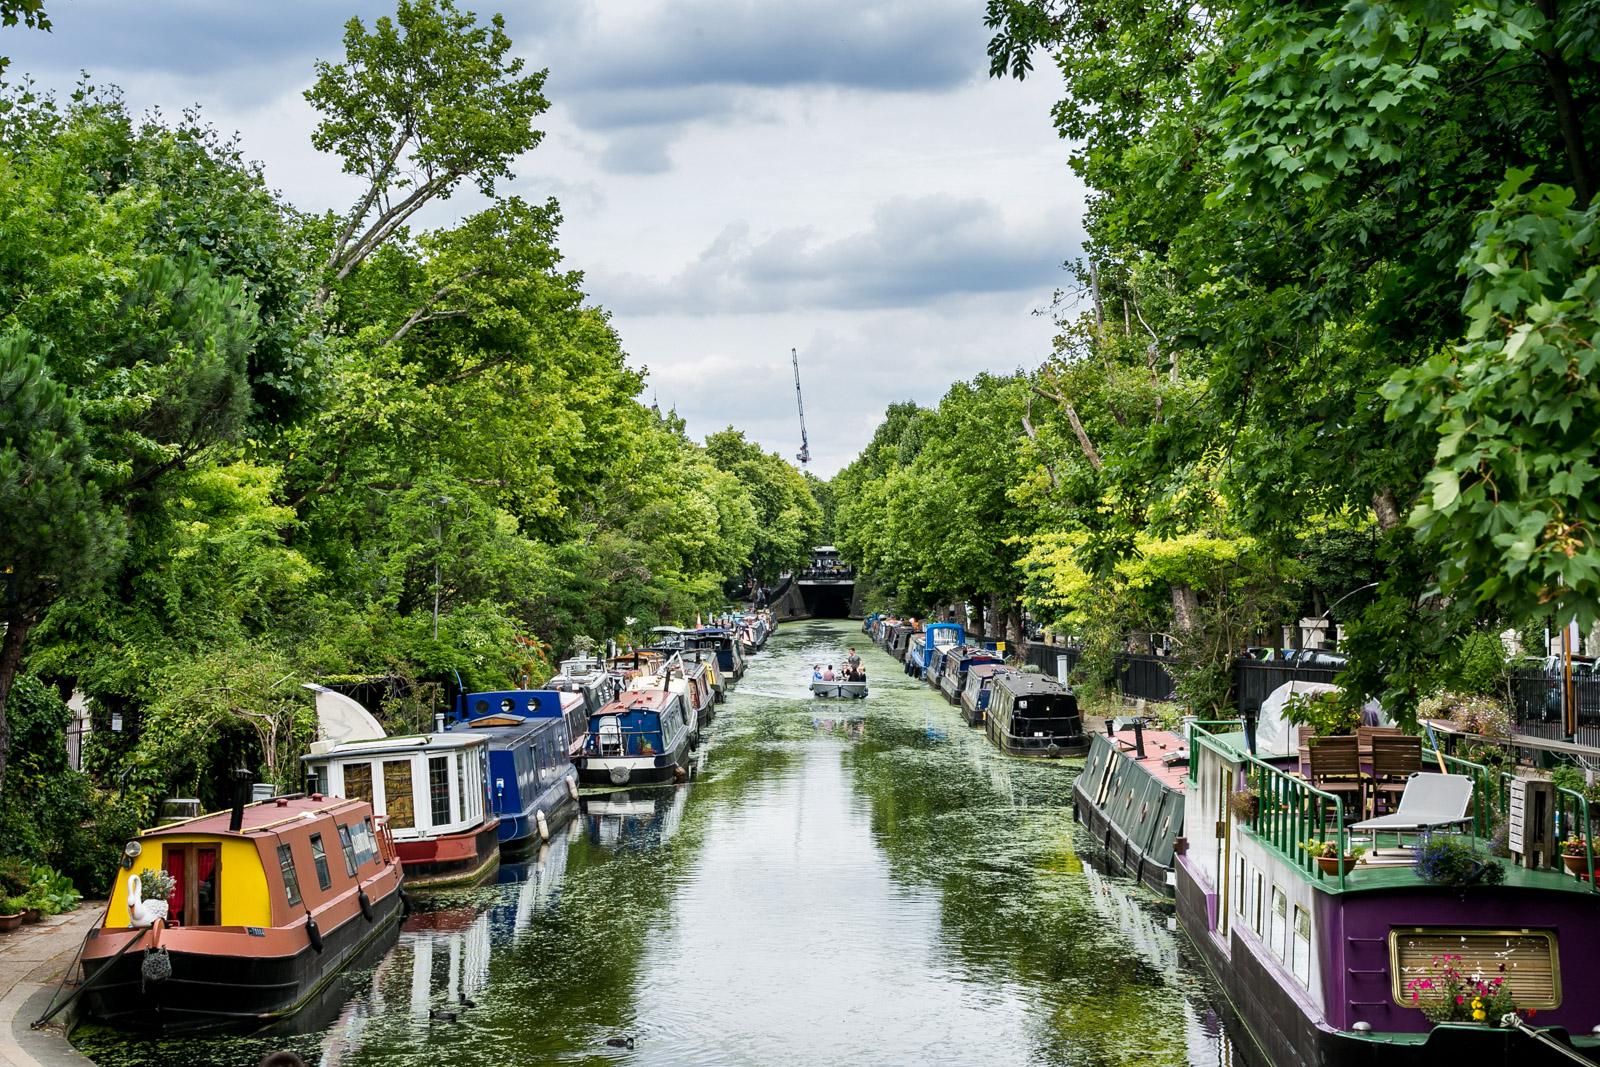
left=395, top=820, right=501, bottom=889
left=80, top=889, right=403, bottom=1034
left=577, top=749, right=691, bottom=786
left=1070, top=732, right=1183, bottom=896
left=811, top=680, right=868, bottom=699
left=497, top=779, right=578, bottom=855
left=1174, top=858, right=1600, bottom=1067
left=987, top=718, right=1088, bottom=758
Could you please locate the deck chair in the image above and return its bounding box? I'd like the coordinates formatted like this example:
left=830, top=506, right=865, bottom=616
left=1350, top=772, right=1473, bottom=853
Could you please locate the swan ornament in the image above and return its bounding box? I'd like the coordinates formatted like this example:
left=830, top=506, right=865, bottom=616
left=126, top=872, right=170, bottom=928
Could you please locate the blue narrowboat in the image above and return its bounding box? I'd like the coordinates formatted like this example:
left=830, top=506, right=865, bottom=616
left=447, top=690, right=581, bottom=854
left=688, top=626, right=746, bottom=681
left=935, top=644, right=1004, bottom=703
left=905, top=621, right=964, bottom=679
left=576, top=689, right=697, bottom=787
left=959, top=661, right=1004, bottom=725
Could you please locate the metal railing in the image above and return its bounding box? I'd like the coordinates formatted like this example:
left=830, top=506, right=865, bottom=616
left=1189, top=722, right=1350, bottom=889
left=1555, top=785, right=1598, bottom=889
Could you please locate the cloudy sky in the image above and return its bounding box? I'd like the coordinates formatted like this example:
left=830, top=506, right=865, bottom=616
left=6, top=1, right=1084, bottom=474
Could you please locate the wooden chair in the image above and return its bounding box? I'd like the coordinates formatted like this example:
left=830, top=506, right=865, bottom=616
left=1357, top=724, right=1403, bottom=759
left=1307, top=734, right=1363, bottom=822
left=1369, top=735, right=1422, bottom=816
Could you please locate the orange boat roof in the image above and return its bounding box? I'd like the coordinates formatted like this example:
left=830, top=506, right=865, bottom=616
left=141, top=794, right=369, bottom=839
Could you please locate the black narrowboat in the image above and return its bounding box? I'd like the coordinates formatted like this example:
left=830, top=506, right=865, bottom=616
left=984, top=669, right=1087, bottom=757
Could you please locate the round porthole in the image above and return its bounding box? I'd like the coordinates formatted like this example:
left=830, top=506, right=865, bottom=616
left=474, top=699, right=489, bottom=714
left=501, top=699, right=514, bottom=714
left=527, top=699, right=538, bottom=713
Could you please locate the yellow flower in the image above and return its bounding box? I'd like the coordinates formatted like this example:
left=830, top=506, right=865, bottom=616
left=1472, top=1009, right=1486, bottom=1021
left=1471, top=998, right=1482, bottom=1009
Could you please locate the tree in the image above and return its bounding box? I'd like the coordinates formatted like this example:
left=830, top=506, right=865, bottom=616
left=704, top=428, right=822, bottom=583
left=307, top=0, right=549, bottom=301
left=0, top=337, right=122, bottom=791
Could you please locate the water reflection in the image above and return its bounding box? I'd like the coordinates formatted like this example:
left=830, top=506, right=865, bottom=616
left=77, top=619, right=1248, bottom=1067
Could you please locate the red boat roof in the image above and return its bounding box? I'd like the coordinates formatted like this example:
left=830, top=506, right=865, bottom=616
left=1108, top=726, right=1190, bottom=790
left=596, top=689, right=674, bottom=714
left=140, top=794, right=370, bottom=839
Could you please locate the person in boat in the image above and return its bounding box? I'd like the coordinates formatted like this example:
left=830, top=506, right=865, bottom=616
left=812, top=664, right=822, bottom=681
left=823, top=665, right=836, bottom=681
left=845, top=648, right=863, bottom=681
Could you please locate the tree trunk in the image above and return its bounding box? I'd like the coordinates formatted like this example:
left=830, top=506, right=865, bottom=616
left=0, top=610, right=38, bottom=800
left=1372, top=487, right=1402, bottom=531
left=1170, top=584, right=1199, bottom=633
left=1005, top=601, right=1027, bottom=656
left=1535, top=0, right=1594, bottom=208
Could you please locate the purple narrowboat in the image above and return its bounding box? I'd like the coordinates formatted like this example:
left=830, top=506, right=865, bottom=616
left=1179, top=723, right=1600, bottom=1066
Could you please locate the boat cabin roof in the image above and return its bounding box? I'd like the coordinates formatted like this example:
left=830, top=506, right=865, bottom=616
left=140, top=794, right=369, bottom=839
left=992, top=670, right=1072, bottom=697
left=594, top=689, right=675, bottom=716
left=304, top=731, right=487, bottom=761
left=968, top=663, right=1004, bottom=680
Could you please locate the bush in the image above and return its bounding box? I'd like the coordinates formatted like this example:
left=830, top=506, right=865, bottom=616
left=1285, top=691, right=1362, bottom=736
left=1416, top=690, right=1512, bottom=739
left=1443, top=631, right=1508, bottom=695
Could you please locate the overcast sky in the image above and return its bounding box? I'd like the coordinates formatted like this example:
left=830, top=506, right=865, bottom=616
left=6, top=1, right=1083, bottom=475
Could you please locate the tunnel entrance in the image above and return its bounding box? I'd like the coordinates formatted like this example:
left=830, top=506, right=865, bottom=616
left=801, top=582, right=854, bottom=618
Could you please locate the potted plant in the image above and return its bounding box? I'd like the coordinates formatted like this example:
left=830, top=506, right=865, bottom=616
left=1413, top=834, right=1506, bottom=888
left=1560, top=835, right=1589, bottom=876
left=1284, top=691, right=1362, bottom=736
left=0, top=897, right=23, bottom=932
left=1226, top=786, right=1259, bottom=822
left=136, top=868, right=176, bottom=923
left=1300, top=837, right=1365, bottom=875
left=1403, top=953, right=1519, bottom=1025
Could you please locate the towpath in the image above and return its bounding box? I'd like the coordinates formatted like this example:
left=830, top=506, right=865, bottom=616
left=0, top=906, right=99, bottom=1067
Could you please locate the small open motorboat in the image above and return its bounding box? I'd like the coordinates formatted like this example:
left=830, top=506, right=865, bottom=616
left=810, top=678, right=868, bottom=699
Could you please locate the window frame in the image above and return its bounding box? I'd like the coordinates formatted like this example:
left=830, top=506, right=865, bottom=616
left=277, top=842, right=302, bottom=907
left=336, top=823, right=359, bottom=877
left=309, top=832, right=332, bottom=891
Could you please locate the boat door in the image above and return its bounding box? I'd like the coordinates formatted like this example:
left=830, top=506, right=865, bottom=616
left=1214, top=758, right=1231, bottom=939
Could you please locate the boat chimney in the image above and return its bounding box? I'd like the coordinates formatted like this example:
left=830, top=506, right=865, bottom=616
left=304, top=771, right=320, bottom=796
left=1132, top=718, right=1146, bottom=760
left=228, top=765, right=252, bottom=831
left=434, top=712, right=446, bottom=732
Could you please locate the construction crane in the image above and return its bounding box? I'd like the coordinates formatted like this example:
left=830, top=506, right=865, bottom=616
left=791, top=347, right=811, bottom=468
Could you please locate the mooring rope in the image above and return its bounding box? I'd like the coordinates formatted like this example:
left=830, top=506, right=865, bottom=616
left=1501, top=1014, right=1596, bottom=1065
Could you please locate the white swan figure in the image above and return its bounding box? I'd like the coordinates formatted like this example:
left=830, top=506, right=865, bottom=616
left=126, top=872, right=170, bottom=928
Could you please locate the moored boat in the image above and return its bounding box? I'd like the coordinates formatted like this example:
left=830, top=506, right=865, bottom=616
left=905, top=621, right=964, bottom=679
left=1072, top=723, right=1188, bottom=895
left=576, top=688, right=697, bottom=786
left=446, top=689, right=581, bottom=853
left=79, top=792, right=404, bottom=1033
left=304, top=733, right=500, bottom=889
left=935, top=644, right=1004, bottom=704
left=1178, top=722, right=1600, bottom=1066
left=959, top=662, right=1004, bottom=725
left=984, top=669, right=1087, bottom=757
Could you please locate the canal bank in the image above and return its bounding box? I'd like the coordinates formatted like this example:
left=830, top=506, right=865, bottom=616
left=0, top=906, right=98, bottom=1067
left=72, top=620, right=1239, bottom=1067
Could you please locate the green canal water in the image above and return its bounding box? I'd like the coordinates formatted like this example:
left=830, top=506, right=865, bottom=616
left=75, top=619, right=1246, bottom=1067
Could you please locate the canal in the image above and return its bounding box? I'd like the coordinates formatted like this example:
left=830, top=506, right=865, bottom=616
left=76, top=619, right=1244, bottom=1067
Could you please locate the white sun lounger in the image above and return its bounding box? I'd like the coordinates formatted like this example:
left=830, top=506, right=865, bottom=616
left=1350, top=772, right=1474, bottom=852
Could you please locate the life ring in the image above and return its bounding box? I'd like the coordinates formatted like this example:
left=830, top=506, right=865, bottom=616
left=536, top=809, right=550, bottom=843
left=305, top=914, right=324, bottom=954
left=359, top=889, right=374, bottom=922
left=565, top=775, right=580, bottom=802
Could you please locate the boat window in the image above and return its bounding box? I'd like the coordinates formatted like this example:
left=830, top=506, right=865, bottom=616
left=343, top=762, right=374, bottom=805
left=501, top=699, right=514, bottom=714
left=1291, top=907, right=1311, bottom=985
left=382, top=760, right=415, bottom=829
left=277, top=843, right=301, bottom=906
left=429, top=756, right=451, bottom=827
left=1270, top=888, right=1287, bottom=959
left=361, top=817, right=378, bottom=863
left=337, top=823, right=359, bottom=877
left=1389, top=929, right=1558, bottom=1010
left=309, top=832, right=332, bottom=891
left=1252, top=870, right=1264, bottom=931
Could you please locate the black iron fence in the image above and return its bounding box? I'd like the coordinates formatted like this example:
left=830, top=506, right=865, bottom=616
left=1509, top=668, right=1600, bottom=747
left=1115, top=653, right=1177, bottom=703
left=1024, top=642, right=1081, bottom=677
left=1232, top=662, right=1341, bottom=717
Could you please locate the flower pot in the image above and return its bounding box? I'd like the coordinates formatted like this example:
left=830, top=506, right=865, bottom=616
left=21, top=908, right=41, bottom=924
left=1562, top=853, right=1589, bottom=875
left=1316, top=854, right=1358, bottom=876
left=0, top=913, right=22, bottom=932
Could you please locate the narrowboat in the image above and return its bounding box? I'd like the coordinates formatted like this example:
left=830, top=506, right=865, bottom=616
left=79, top=791, right=404, bottom=1032
left=544, top=655, right=621, bottom=718
left=446, top=689, right=581, bottom=853
left=304, top=732, right=500, bottom=889
left=1177, top=722, right=1600, bottom=1066
left=625, top=654, right=716, bottom=732
left=984, top=669, right=1087, bottom=757
left=1072, top=722, right=1188, bottom=895
left=959, top=662, right=1004, bottom=725
left=576, top=688, right=698, bottom=786
left=935, top=645, right=1004, bottom=704
left=688, top=626, right=746, bottom=681
left=905, top=621, right=964, bottom=679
